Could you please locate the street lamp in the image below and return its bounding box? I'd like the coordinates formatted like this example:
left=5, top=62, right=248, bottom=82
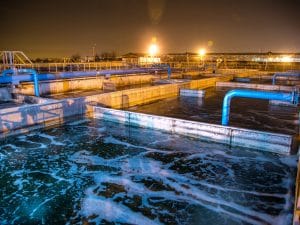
left=198, top=48, right=206, bottom=68
left=148, top=43, right=159, bottom=57
left=198, top=48, right=206, bottom=57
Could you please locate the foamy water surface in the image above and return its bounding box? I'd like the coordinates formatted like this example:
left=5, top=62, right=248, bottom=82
left=0, top=119, right=297, bottom=225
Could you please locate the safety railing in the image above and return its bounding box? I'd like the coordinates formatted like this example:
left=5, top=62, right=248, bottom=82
left=272, top=72, right=300, bottom=85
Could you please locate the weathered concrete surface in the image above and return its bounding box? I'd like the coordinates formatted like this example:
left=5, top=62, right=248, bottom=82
left=0, top=76, right=233, bottom=137
left=85, top=76, right=232, bottom=109
left=269, top=100, right=297, bottom=107
left=92, top=106, right=295, bottom=154
left=0, top=98, right=88, bottom=138
left=216, top=81, right=295, bottom=92
left=180, top=89, right=206, bottom=97
left=17, top=72, right=232, bottom=96
left=13, top=94, right=56, bottom=104
left=103, top=81, right=117, bottom=92
left=0, top=87, right=12, bottom=101
left=86, top=83, right=188, bottom=109
left=153, top=79, right=187, bottom=85
left=18, top=74, right=157, bottom=95
left=182, top=71, right=202, bottom=77
left=218, top=69, right=270, bottom=78
left=182, top=71, right=205, bottom=79
left=189, top=76, right=232, bottom=89
left=182, top=71, right=222, bottom=79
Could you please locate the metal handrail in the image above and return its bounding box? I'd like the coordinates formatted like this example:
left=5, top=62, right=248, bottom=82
left=272, top=72, right=300, bottom=85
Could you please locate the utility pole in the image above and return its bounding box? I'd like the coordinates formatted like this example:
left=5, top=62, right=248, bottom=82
left=186, top=51, right=189, bottom=72
left=92, top=44, right=96, bottom=62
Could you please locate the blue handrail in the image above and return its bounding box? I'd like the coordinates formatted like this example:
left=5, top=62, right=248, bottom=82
left=272, top=72, right=300, bottom=85
left=221, top=89, right=298, bottom=126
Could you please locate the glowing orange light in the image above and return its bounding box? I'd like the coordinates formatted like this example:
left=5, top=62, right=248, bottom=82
left=148, top=43, right=159, bottom=56
left=198, top=48, right=206, bottom=56
left=281, top=56, right=292, bottom=62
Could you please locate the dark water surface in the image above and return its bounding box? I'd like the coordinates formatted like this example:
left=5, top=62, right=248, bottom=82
left=0, top=119, right=297, bottom=225
left=130, top=87, right=299, bottom=135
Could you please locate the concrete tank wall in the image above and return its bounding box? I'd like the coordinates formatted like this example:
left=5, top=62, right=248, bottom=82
left=216, top=82, right=295, bottom=91
left=0, top=98, right=88, bottom=138
left=92, top=106, right=295, bottom=154
left=218, top=69, right=270, bottom=77
left=17, top=72, right=231, bottom=96
left=85, top=75, right=232, bottom=109
left=86, top=83, right=188, bottom=109
left=18, top=74, right=157, bottom=95
left=0, top=76, right=233, bottom=137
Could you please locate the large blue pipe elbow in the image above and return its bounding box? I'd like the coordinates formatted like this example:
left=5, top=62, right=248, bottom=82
left=1, top=69, right=40, bottom=96
left=2, top=69, right=16, bottom=77
left=272, top=72, right=300, bottom=85
left=18, top=69, right=40, bottom=97
left=221, top=89, right=297, bottom=126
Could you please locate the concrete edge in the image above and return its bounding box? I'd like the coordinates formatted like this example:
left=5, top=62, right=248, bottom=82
left=0, top=115, right=87, bottom=140
left=216, top=81, right=295, bottom=92
left=91, top=106, right=294, bottom=154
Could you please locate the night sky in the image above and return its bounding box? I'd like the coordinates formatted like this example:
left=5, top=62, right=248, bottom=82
left=0, top=0, right=299, bottom=58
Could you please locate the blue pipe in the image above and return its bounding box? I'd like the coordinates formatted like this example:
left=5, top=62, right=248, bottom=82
left=272, top=72, right=300, bottom=85
left=221, top=89, right=298, bottom=126
left=0, top=67, right=170, bottom=84
left=18, top=69, right=40, bottom=97
left=2, top=68, right=16, bottom=77
left=1, top=69, right=40, bottom=96
left=0, top=67, right=172, bottom=97
left=167, top=65, right=172, bottom=79
left=150, top=63, right=171, bottom=79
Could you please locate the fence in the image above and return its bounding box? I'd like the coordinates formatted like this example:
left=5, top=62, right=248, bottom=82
left=1, top=61, right=300, bottom=74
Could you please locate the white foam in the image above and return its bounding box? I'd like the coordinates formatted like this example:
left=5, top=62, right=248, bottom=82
left=92, top=154, right=288, bottom=225
left=81, top=196, right=161, bottom=225
left=0, top=120, right=296, bottom=225
left=38, top=133, right=65, bottom=146
left=0, top=152, right=6, bottom=161
left=103, top=136, right=167, bottom=154
left=69, top=150, right=120, bottom=169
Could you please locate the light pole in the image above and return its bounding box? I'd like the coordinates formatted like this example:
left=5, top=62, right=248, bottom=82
left=148, top=43, right=158, bottom=66
left=92, top=44, right=96, bottom=62
left=198, top=48, right=206, bottom=69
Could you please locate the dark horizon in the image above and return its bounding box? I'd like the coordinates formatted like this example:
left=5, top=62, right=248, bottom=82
left=29, top=51, right=300, bottom=60
left=1, top=0, right=300, bottom=58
